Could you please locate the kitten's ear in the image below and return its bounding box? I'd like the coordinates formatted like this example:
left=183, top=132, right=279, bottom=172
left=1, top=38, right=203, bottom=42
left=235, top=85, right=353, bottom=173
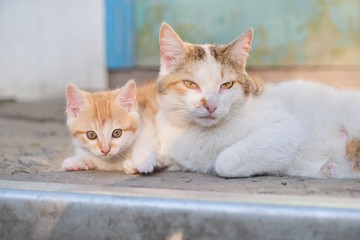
left=159, top=22, right=188, bottom=74
left=66, top=83, right=86, bottom=118
left=118, top=79, right=137, bottom=112
left=225, top=28, right=254, bottom=67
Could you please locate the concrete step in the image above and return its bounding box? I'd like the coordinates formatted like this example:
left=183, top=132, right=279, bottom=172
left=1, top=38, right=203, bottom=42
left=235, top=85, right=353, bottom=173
left=1, top=180, right=359, bottom=240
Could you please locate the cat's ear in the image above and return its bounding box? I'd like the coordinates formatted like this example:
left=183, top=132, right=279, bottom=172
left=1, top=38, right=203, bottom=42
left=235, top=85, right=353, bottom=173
left=225, top=28, right=254, bottom=67
left=159, top=22, right=188, bottom=74
left=118, top=79, right=137, bottom=112
left=66, top=83, right=86, bottom=118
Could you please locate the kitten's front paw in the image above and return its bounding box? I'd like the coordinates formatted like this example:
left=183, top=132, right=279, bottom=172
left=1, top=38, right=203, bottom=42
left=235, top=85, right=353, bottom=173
left=132, top=151, right=157, bottom=174
left=123, top=159, right=139, bottom=175
left=62, top=157, right=95, bottom=171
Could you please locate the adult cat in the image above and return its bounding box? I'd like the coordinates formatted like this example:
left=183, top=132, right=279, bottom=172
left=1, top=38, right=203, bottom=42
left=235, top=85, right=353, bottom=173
left=135, top=23, right=360, bottom=179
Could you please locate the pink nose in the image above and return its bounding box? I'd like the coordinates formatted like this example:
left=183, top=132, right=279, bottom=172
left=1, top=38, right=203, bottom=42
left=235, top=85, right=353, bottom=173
left=101, top=147, right=111, bottom=155
left=205, top=104, right=217, bottom=113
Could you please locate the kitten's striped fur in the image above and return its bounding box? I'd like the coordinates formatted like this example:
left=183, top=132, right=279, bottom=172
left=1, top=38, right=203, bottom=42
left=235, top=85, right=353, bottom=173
left=63, top=80, right=157, bottom=171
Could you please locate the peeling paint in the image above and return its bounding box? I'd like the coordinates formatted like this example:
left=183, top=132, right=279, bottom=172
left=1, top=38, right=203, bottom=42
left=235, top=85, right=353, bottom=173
left=135, top=0, right=360, bottom=66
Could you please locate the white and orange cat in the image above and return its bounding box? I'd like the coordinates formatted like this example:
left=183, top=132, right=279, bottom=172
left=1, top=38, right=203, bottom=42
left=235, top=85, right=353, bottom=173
left=62, top=80, right=158, bottom=172
left=133, top=23, right=360, bottom=179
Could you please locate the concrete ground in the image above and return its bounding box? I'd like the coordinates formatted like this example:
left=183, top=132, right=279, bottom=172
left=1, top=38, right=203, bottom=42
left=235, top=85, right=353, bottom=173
left=0, top=67, right=360, bottom=198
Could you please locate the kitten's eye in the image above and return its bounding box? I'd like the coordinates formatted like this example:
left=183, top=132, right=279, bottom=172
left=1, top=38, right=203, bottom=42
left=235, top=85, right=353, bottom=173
left=182, top=80, right=199, bottom=89
left=221, top=81, right=234, bottom=90
left=112, top=129, right=122, bottom=138
left=86, top=131, right=97, bottom=140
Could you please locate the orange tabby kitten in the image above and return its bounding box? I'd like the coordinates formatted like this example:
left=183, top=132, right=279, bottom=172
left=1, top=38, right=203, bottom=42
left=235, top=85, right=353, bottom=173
left=62, top=80, right=157, bottom=171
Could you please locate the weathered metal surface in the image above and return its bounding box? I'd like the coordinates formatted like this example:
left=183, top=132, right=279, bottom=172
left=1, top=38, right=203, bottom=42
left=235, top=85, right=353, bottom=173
left=1, top=181, right=359, bottom=240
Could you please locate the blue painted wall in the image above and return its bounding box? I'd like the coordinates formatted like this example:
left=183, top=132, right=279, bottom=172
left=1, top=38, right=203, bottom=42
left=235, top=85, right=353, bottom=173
left=105, top=0, right=360, bottom=68
left=105, top=0, right=134, bottom=69
left=134, top=0, right=360, bottom=67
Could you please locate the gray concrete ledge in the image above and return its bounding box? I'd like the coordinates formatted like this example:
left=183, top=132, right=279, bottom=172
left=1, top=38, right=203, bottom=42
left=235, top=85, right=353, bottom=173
left=1, top=180, right=360, bottom=240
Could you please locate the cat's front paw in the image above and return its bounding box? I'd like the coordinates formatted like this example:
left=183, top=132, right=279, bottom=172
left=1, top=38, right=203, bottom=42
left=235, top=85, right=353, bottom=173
left=123, top=159, right=139, bottom=175
left=62, top=157, right=95, bottom=171
left=214, top=151, right=235, bottom=177
left=215, top=149, right=253, bottom=178
left=132, top=151, right=157, bottom=174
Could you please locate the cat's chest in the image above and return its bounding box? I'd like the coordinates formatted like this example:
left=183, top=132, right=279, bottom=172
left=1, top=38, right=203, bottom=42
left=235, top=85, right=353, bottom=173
left=174, top=128, right=228, bottom=152
left=157, top=118, right=242, bottom=173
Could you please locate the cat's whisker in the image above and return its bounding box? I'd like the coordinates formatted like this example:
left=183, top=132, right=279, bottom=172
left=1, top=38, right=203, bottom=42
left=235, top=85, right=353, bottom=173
left=114, top=151, right=127, bottom=160
left=226, top=111, right=241, bottom=119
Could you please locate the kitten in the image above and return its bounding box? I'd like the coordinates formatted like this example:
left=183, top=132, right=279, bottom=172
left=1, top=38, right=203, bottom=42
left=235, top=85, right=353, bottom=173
left=135, top=22, right=360, bottom=179
left=62, top=80, right=141, bottom=171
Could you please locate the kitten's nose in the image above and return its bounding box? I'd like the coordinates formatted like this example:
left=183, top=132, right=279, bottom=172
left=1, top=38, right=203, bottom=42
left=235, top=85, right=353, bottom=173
left=101, top=147, right=111, bottom=155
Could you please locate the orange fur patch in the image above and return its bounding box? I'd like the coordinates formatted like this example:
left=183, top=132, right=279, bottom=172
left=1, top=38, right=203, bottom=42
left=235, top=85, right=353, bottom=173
left=234, top=77, right=251, bottom=96
left=87, top=91, right=117, bottom=125
left=158, top=75, right=187, bottom=96
left=200, top=98, right=208, bottom=108
left=346, top=139, right=360, bottom=171
left=68, top=87, right=139, bottom=148
left=220, top=70, right=224, bottom=79
left=137, top=81, right=158, bottom=121
left=72, top=130, right=85, bottom=137
left=193, top=98, right=208, bottom=109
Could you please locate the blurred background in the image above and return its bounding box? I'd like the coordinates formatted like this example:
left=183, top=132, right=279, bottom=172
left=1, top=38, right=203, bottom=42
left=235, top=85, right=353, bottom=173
left=1, top=0, right=360, bottom=101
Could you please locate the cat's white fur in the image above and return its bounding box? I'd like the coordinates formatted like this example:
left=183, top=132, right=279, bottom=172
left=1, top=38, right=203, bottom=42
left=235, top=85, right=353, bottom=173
left=139, top=23, right=360, bottom=179
left=219, top=80, right=360, bottom=178
left=124, top=117, right=159, bottom=174
left=159, top=69, right=360, bottom=178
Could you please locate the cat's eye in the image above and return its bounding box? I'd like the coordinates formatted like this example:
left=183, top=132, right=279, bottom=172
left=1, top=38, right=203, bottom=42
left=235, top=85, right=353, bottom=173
left=112, top=129, right=122, bottom=138
left=222, top=81, right=234, bottom=90
left=183, top=80, right=199, bottom=89
left=86, top=131, right=97, bottom=140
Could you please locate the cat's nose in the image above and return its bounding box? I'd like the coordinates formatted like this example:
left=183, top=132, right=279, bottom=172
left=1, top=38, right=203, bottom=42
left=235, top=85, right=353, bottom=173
left=203, top=94, right=218, bottom=113
left=205, top=104, right=217, bottom=113
left=101, top=147, right=111, bottom=155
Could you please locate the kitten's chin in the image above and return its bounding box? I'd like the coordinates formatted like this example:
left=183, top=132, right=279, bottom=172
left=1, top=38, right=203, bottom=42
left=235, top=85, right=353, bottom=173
left=88, top=150, right=119, bottom=160
left=98, top=154, right=115, bottom=160
left=100, top=151, right=124, bottom=160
